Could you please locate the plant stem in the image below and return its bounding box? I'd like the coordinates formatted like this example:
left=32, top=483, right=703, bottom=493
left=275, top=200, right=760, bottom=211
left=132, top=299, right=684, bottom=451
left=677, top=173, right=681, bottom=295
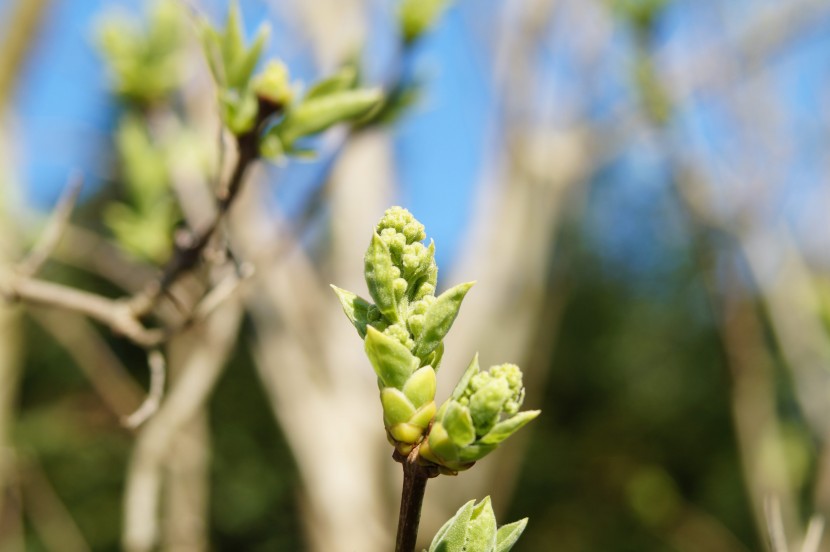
left=395, top=448, right=430, bottom=552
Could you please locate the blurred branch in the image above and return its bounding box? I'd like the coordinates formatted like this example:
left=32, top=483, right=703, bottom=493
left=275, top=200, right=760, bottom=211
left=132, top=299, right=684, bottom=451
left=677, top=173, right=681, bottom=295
left=765, top=496, right=790, bottom=552
left=0, top=454, right=24, bottom=552
left=29, top=308, right=143, bottom=418
left=52, top=225, right=156, bottom=293
left=162, top=412, right=209, bottom=552
left=18, top=455, right=90, bottom=552
left=239, top=131, right=395, bottom=552
left=123, top=300, right=241, bottom=552
left=0, top=0, right=50, bottom=110
left=122, top=349, right=166, bottom=429
left=0, top=273, right=164, bottom=347
left=801, top=516, right=824, bottom=552
left=128, top=122, right=262, bottom=319
left=18, top=174, right=82, bottom=277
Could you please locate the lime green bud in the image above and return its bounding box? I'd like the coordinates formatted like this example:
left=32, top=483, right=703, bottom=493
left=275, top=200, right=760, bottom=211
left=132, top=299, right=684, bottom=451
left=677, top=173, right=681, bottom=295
left=414, top=282, right=435, bottom=301
left=377, top=206, right=420, bottom=236
left=407, top=314, right=425, bottom=339
left=419, top=355, right=539, bottom=473
left=253, top=60, right=293, bottom=107
left=384, top=323, right=414, bottom=350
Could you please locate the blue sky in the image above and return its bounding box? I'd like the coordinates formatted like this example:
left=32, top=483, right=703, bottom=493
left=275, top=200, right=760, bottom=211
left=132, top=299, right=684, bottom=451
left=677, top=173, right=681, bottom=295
left=7, top=0, right=830, bottom=275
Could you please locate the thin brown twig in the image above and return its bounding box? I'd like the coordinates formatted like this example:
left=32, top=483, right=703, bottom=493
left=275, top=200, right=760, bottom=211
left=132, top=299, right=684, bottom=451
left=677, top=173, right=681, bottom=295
left=129, top=105, right=275, bottom=319
left=122, top=350, right=167, bottom=429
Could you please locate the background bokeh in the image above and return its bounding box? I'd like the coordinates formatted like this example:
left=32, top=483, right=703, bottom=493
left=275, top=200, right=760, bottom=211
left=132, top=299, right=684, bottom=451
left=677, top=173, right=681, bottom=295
left=2, top=0, right=830, bottom=550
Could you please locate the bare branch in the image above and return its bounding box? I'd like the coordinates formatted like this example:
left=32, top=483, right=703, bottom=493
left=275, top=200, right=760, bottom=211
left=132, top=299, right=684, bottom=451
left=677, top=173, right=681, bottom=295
left=0, top=272, right=164, bottom=348
left=18, top=455, right=91, bottom=552
left=54, top=225, right=156, bottom=293
left=764, top=496, right=790, bottom=552
left=800, top=516, right=824, bottom=552
left=29, top=308, right=144, bottom=417
left=18, top=174, right=83, bottom=277
left=122, top=350, right=167, bottom=429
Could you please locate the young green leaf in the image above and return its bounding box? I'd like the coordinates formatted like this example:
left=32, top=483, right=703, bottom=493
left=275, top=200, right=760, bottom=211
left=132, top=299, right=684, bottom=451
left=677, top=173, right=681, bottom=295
left=465, top=497, right=498, bottom=552
left=428, top=499, right=475, bottom=552
left=401, top=366, right=437, bottom=409
left=412, top=281, right=474, bottom=359
left=494, top=518, right=528, bottom=552
left=330, top=285, right=372, bottom=338
left=305, top=65, right=358, bottom=99
left=451, top=353, right=480, bottom=401
left=380, top=388, right=416, bottom=426
left=479, top=410, right=541, bottom=445
left=275, top=88, right=383, bottom=147
left=427, top=497, right=524, bottom=552
left=364, top=326, right=419, bottom=389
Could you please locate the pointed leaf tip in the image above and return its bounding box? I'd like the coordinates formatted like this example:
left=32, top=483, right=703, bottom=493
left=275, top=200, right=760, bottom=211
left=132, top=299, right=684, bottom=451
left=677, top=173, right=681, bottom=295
left=412, top=281, right=475, bottom=359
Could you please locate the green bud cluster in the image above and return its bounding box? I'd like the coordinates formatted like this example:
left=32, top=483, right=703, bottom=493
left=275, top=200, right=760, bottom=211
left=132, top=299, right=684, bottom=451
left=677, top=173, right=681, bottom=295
left=200, top=3, right=383, bottom=157
left=419, top=355, right=540, bottom=474
left=427, top=497, right=527, bottom=552
left=333, top=207, right=538, bottom=469
left=332, top=207, right=473, bottom=454
left=200, top=1, right=271, bottom=135
left=103, top=115, right=180, bottom=263
left=97, top=0, right=186, bottom=105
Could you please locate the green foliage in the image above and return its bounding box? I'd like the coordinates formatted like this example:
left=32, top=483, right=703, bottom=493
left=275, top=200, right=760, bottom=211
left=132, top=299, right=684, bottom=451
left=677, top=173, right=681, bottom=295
left=103, top=115, right=179, bottom=263
left=200, top=4, right=383, bottom=156
left=260, top=85, right=382, bottom=160
left=200, top=1, right=271, bottom=135
left=399, top=0, right=450, bottom=44
left=333, top=205, right=537, bottom=489
left=426, top=497, right=528, bottom=552
left=97, top=0, right=187, bottom=105
left=332, top=207, right=475, bottom=454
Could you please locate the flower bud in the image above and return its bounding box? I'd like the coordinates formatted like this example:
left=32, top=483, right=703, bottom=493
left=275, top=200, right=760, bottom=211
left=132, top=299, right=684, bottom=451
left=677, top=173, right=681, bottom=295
left=253, top=60, right=293, bottom=109
left=419, top=355, right=539, bottom=473
left=332, top=207, right=479, bottom=455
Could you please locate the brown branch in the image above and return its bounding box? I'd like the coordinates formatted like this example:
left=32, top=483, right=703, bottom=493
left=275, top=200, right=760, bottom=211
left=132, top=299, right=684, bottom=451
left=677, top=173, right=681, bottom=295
left=1, top=272, right=163, bottom=347
left=394, top=446, right=438, bottom=552
left=130, top=101, right=277, bottom=318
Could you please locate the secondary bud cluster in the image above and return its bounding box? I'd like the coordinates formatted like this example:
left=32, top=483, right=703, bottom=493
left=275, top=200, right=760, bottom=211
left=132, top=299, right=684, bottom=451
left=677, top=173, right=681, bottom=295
left=419, top=355, right=540, bottom=474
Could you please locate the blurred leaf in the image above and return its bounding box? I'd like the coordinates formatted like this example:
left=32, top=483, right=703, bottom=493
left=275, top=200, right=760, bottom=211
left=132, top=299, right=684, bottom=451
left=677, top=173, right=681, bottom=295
left=97, top=0, right=187, bottom=104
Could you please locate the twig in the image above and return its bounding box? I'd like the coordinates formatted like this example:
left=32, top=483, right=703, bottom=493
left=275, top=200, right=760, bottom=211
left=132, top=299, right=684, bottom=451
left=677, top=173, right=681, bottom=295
left=18, top=173, right=82, bottom=277
left=123, top=301, right=242, bottom=552
left=130, top=110, right=269, bottom=319
left=801, top=515, right=824, bottom=552
left=122, top=350, right=167, bottom=429
left=394, top=447, right=438, bottom=552
left=0, top=272, right=164, bottom=347
left=29, top=308, right=144, bottom=418
left=18, top=454, right=91, bottom=552
left=765, top=495, right=790, bottom=552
